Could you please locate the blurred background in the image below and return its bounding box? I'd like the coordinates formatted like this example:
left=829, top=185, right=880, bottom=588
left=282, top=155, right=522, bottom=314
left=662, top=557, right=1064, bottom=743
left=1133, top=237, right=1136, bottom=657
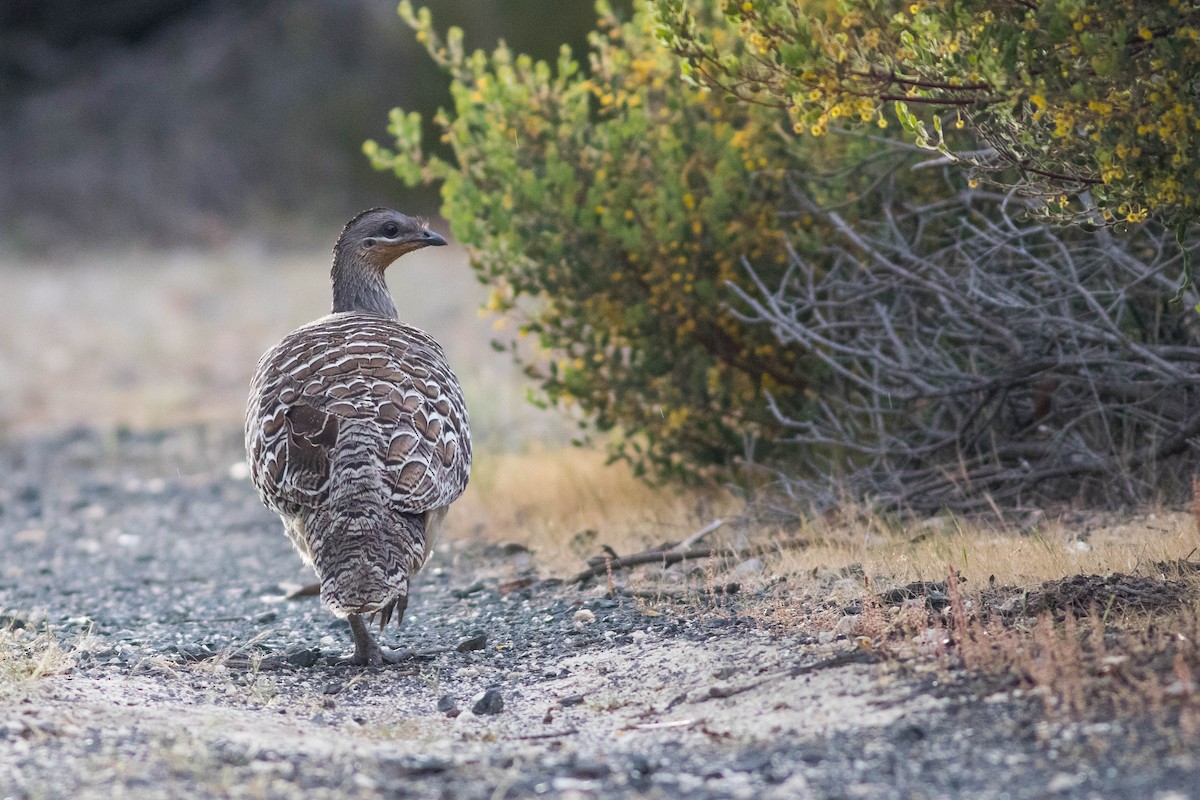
left=0, top=0, right=608, bottom=250
left=0, top=0, right=606, bottom=440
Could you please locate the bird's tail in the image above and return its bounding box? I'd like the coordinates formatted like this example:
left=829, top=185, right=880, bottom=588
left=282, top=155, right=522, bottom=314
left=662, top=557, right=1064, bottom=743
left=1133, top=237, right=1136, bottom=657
left=306, top=421, right=427, bottom=621
left=310, top=507, right=426, bottom=621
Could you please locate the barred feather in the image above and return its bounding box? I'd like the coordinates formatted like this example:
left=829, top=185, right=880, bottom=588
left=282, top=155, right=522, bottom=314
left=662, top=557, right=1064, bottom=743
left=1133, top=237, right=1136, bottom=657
left=245, top=311, right=471, bottom=619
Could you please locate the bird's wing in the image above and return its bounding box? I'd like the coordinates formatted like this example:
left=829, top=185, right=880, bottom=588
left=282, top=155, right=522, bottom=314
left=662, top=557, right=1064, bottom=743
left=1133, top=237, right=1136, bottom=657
left=245, top=313, right=472, bottom=516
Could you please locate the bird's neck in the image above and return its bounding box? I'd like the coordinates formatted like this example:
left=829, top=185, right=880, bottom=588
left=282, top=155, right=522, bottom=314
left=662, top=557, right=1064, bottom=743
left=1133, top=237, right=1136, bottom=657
left=330, top=249, right=399, bottom=319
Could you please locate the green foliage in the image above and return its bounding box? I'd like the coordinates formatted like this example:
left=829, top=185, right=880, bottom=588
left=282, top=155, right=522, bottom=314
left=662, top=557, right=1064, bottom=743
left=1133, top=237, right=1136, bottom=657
left=369, top=0, right=826, bottom=481
left=654, top=0, right=1200, bottom=231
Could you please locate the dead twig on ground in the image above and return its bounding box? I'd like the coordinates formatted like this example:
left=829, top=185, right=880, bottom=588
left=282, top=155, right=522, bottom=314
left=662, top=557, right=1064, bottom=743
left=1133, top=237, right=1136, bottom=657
left=570, top=538, right=808, bottom=585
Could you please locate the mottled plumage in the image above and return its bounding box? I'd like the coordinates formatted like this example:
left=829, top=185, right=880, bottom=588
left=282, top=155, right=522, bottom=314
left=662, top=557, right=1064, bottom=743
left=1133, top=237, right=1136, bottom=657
left=245, top=208, right=470, bottom=665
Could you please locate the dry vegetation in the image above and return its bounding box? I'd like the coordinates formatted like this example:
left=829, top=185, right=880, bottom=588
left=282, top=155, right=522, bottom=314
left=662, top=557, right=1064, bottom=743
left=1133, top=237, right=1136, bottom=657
left=453, top=445, right=1200, bottom=725
left=0, top=620, right=85, bottom=705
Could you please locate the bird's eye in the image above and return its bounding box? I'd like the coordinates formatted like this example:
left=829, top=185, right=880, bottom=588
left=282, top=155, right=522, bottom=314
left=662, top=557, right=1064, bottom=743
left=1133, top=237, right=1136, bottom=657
left=382, top=222, right=400, bottom=238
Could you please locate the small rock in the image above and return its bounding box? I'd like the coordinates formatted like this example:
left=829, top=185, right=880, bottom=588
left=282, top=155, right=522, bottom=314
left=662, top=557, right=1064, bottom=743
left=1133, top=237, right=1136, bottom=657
left=573, top=609, right=596, bottom=628
left=456, top=631, right=487, bottom=652
left=1046, top=772, right=1085, bottom=792
left=472, top=687, right=505, bottom=715
left=452, top=581, right=486, bottom=599
left=733, top=558, right=764, bottom=577
left=560, top=694, right=586, bottom=707
left=817, top=631, right=837, bottom=645
left=436, top=694, right=460, bottom=717
left=286, top=648, right=320, bottom=668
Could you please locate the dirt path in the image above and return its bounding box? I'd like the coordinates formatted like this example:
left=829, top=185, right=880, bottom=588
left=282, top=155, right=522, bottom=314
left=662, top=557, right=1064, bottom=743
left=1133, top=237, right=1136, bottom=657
left=1, top=427, right=1197, bottom=799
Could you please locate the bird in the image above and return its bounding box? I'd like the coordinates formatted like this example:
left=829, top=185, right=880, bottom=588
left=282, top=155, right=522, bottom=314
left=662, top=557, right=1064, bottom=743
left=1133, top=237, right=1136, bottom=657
left=245, top=208, right=471, bottom=666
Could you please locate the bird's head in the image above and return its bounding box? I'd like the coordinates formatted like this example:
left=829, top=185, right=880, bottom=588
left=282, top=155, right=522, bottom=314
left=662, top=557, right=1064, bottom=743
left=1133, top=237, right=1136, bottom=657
left=334, top=208, right=447, bottom=270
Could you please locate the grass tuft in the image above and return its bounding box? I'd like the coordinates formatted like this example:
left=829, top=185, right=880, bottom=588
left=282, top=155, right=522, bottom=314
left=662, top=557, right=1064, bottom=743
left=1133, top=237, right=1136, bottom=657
left=0, top=618, right=80, bottom=703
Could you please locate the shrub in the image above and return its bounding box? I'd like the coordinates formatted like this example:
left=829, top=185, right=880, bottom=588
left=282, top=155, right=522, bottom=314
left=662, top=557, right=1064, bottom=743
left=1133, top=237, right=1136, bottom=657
left=654, top=0, right=1200, bottom=233
left=732, top=173, right=1200, bottom=511
left=369, top=0, right=825, bottom=482
left=371, top=0, right=1200, bottom=509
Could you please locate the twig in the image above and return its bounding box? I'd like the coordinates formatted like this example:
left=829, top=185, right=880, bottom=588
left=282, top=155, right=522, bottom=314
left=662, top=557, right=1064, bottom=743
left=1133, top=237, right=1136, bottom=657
left=514, top=729, right=579, bottom=740
left=672, top=518, right=726, bottom=552
left=570, top=539, right=808, bottom=585
left=628, top=719, right=697, bottom=731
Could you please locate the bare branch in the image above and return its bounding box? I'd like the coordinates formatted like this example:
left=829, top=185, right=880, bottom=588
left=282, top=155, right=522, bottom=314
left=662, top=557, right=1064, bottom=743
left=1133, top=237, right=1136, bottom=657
left=731, top=170, right=1200, bottom=512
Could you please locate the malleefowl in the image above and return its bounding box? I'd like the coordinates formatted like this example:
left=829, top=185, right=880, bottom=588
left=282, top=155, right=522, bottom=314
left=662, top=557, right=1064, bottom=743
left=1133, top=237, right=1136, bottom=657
left=245, top=208, right=471, bottom=666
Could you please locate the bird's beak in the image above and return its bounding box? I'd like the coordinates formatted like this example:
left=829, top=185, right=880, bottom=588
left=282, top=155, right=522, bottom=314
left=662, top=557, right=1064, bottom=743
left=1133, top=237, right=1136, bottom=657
left=419, top=229, right=447, bottom=248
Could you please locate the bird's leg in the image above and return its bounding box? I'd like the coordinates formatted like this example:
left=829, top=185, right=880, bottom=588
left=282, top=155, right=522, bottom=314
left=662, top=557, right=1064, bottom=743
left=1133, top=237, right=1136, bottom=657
left=346, top=611, right=410, bottom=666
left=348, top=613, right=383, bottom=666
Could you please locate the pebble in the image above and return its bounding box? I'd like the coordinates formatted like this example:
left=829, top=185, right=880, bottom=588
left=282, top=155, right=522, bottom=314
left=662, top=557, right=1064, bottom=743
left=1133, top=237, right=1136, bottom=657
left=471, top=688, right=504, bottom=715
left=285, top=649, right=320, bottom=668
left=436, top=695, right=460, bottom=717
left=573, top=609, right=596, bottom=628
left=732, top=558, right=764, bottom=577
left=456, top=631, right=487, bottom=652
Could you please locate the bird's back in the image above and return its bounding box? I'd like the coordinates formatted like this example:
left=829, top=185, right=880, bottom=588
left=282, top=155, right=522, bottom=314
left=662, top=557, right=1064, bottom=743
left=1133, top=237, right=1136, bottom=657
left=245, top=312, right=471, bottom=614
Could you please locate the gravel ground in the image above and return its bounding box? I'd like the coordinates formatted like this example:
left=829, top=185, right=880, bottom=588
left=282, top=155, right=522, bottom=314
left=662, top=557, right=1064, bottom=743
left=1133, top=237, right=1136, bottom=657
left=1, top=427, right=1198, bottom=800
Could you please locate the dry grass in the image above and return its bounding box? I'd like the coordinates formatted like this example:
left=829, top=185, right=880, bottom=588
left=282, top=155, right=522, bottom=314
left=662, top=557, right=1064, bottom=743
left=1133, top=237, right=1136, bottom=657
left=450, top=445, right=736, bottom=573
left=0, top=620, right=82, bottom=704
left=448, top=445, right=1200, bottom=726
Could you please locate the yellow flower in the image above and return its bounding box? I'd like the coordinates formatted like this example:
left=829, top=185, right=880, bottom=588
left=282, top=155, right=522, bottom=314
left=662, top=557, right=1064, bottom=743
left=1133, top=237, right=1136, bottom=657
left=1138, top=27, right=1153, bottom=41
left=1029, top=93, right=1047, bottom=121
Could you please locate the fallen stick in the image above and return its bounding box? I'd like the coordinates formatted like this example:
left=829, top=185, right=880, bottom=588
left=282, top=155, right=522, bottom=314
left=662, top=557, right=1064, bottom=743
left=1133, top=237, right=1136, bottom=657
left=569, top=538, right=808, bottom=585
left=671, top=518, right=726, bottom=552
left=514, top=729, right=579, bottom=740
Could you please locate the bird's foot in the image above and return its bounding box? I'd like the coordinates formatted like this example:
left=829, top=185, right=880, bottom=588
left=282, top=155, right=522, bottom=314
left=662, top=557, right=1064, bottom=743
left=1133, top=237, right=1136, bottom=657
left=337, top=644, right=414, bottom=667
left=345, top=613, right=414, bottom=667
